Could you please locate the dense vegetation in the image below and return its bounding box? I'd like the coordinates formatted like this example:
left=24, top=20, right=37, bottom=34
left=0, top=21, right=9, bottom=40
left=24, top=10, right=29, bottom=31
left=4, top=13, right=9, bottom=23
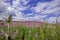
left=0, top=23, right=60, bottom=40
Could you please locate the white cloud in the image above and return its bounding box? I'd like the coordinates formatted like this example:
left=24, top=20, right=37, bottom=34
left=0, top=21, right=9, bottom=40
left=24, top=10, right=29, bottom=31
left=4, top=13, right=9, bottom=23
left=0, top=0, right=15, bottom=19
left=33, top=2, right=50, bottom=12
left=42, top=7, right=60, bottom=14
left=0, top=0, right=60, bottom=24
left=7, top=7, right=14, bottom=12
left=12, top=0, right=30, bottom=10
left=33, top=0, right=60, bottom=15
left=13, top=17, right=30, bottom=21
left=34, top=14, right=47, bottom=19
left=15, top=12, right=23, bottom=17
left=45, top=17, right=57, bottom=24
left=57, top=16, right=60, bottom=22
left=20, top=0, right=30, bottom=5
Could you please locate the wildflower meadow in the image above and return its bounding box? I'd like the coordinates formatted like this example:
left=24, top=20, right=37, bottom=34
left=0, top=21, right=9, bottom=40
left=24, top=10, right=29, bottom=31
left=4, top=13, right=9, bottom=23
left=0, top=23, right=60, bottom=40
left=0, top=15, right=60, bottom=40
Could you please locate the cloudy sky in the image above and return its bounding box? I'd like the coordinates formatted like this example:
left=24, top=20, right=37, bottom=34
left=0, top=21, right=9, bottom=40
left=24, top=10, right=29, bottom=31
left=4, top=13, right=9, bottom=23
left=0, top=0, right=60, bottom=23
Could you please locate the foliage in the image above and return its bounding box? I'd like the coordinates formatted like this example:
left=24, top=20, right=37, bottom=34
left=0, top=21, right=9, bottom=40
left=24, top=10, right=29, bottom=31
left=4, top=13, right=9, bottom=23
left=0, top=23, right=60, bottom=40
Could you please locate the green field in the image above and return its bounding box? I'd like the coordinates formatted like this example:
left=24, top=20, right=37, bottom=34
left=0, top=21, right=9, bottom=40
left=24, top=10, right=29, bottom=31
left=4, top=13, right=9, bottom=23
left=0, top=23, right=60, bottom=40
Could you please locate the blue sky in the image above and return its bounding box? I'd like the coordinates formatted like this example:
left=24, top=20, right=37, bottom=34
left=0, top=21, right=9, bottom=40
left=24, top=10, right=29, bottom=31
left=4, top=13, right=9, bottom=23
left=0, top=0, right=60, bottom=23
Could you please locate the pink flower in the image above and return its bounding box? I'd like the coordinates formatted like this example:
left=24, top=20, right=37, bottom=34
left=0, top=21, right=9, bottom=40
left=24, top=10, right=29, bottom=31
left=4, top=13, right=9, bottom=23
left=0, top=32, right=4, bottom=36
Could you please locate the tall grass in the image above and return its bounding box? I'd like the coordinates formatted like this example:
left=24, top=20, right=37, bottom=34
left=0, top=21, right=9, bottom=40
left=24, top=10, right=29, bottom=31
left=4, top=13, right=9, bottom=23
left=0, top=23, right=60, bottom=40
